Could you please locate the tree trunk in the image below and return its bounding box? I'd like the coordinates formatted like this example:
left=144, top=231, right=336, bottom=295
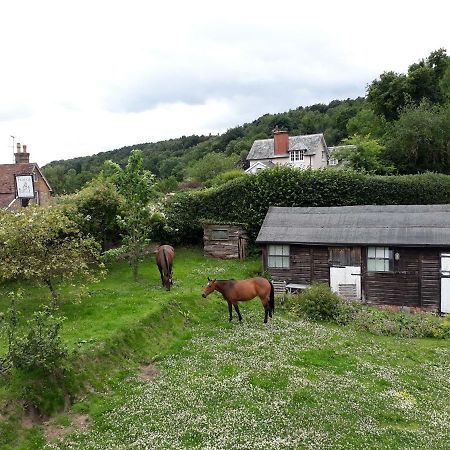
left=45, top=278, right=59, bottom=308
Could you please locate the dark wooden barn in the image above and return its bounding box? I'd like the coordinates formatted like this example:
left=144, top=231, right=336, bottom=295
left=203, top=223, right=248, bottom=260
left=256, top=205, right=450, bottom=312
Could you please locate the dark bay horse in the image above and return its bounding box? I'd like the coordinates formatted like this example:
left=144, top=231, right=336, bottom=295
left=156, top=245, right=174, bottom=290
left=202, top=277, right=274, bottom=323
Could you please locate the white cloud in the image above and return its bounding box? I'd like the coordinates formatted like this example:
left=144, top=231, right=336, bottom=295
left=0, top=0, right=449, bottom=165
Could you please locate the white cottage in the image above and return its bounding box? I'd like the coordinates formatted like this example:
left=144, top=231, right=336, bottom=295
left=245, top=129, right=329, bottom=174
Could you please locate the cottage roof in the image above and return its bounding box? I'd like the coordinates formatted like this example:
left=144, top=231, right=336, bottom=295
left=247, top=133, right=326, bottom=160
left=256, top=205, right=450, bottom=247
left=0, top=163, right=52, bottom=208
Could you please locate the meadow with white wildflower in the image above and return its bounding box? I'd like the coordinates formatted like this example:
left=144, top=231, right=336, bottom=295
left=2, top=248, right=449, bottom=449
left=47, top=312, right=450, bottom=449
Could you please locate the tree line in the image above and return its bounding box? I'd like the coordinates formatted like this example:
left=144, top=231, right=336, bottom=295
left=43, top=48, right=450, bottom=194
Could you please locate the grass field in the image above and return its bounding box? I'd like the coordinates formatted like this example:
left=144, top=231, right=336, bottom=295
left=1, top=248, right=450, bottom=449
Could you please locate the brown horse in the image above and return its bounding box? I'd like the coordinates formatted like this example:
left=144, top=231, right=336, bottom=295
left=156, top=245, right=174, bottom=290
left=202, top=277, right=274, bottom=323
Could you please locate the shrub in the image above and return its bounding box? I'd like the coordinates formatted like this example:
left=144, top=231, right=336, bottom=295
left=294, top=283, right=342, bottom=321
left=2, top=296, right=68, bottom=375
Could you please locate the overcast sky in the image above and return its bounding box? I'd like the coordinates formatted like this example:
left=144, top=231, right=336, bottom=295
left=1, top=0, right=449, bottom=166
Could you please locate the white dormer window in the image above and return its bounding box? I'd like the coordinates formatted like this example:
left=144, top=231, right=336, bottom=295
left=290, top=150, right=305, bottom=162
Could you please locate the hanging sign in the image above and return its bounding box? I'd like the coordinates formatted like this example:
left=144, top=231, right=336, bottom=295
left=15, top=175, right=35, bottom=198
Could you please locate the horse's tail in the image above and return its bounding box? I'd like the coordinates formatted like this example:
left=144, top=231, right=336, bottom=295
left=269, top=281, right=275, bottom=313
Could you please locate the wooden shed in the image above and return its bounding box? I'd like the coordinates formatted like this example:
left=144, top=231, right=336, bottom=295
left=256, top=205, right=450, bottom=313
left=203, top=222, right=248, bottom=260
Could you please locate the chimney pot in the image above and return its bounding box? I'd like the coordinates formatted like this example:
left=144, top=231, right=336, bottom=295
left=22, top=144, right=27, bottom=153
left=16, top=142, right=21, bottom=153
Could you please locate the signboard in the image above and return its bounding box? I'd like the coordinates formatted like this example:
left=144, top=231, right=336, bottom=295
left=15, top=175, right=35, bottom=199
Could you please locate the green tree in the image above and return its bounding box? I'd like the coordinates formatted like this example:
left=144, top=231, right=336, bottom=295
left=0, top=206, right=101, bottom=304
left=332, top=135, right=394, bottom=175
left=185, top=152, right=239, bottom=182
left=107, top=150, right=155, bottom=280
left=384, top=102, right=450, bottom=174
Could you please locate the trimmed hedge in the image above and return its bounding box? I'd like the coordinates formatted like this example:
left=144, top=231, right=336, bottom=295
left=158, top=167, right=450, bottom=244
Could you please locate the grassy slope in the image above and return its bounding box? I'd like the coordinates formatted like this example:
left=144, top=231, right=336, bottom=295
left=1, top=248, right=450, bottom=449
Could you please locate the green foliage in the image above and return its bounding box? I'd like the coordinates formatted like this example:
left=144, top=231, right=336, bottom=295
left=287, top=284, right=450, bottom=339
left=61, top=177, right=124, bottom=249
left=334, top=134, right=395, bottom=174
left=155, top=176, right=179, bottom=194
left=292, top=283, right=342, bottom=321
left=3, top=296, right=68, bottom=374
left=367, top=48, right=450, bottom=120
left=350, top=308, right=450, bottom=339
left=0, top=206, right=102, bottom=302
left=384, top=102, right=450, bottom=174
left=107, top=150, right=156, bottom=280
left=185, top=152, right=239, bottom=182
left=157, top=167, right=450, bottom=243
left=204, top=169, right=247, bottom=188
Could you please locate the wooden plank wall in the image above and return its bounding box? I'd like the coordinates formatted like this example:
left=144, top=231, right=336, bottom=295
left=203, top=224, right=248, bottom=259
left=362, top=247, right=442, bottom=309
left=267, top=245, right=329, bottom=284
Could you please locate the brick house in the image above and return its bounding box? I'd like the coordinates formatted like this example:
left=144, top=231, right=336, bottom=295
left=0, top=144, right=52, bottom=209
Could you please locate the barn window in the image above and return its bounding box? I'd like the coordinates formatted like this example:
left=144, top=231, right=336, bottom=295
left=268, top=245, right=290, bottom=268
left=367, top=247, right=393, bottom=272
left=211, top=229, right=228, bottom=240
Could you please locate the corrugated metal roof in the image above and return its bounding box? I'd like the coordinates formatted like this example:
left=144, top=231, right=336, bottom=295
left=247, top=134, right=326, bottom=160
left=256, top=205, right=450, bottom=246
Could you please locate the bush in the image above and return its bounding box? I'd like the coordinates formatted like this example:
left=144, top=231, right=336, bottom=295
left=2, top=297, right=68, bottom=375
left=287, top=283, right=450, bottom=339
left=293, top=283, right=342, bottom=321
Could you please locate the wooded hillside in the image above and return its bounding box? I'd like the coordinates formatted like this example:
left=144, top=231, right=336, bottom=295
left=43, top=48, right=450, bottom=194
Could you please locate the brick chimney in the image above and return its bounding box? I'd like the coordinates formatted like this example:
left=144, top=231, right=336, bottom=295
left=273, top=128, right=289, bottom=155
left=15, top=143, right=30, bottom=164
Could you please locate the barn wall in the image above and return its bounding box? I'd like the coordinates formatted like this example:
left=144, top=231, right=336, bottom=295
left=203, top=224, right=248, bottom=259
left=265, top=245, right=329, bottom=284
left=362, top=247, right=443, bottom=309
left=263, top=243, right=445, bottom=310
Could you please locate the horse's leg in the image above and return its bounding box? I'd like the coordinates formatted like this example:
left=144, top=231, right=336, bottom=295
left=158, top=266, right=164, bottom=286
left=260, top=297, right=270, bottom=323
left=233, top=303, right=242, bottom=322
left=264, top=305, right=270, bottom=323
left=228, top=301, right=233, bottom=322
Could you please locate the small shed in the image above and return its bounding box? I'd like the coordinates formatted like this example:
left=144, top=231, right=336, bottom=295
left=256, top=205, right=450, bottom=313
left=203, top=222, right=248, bottom=260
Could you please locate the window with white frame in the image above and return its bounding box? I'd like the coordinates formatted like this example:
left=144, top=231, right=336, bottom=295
left=329, top=158, right=338, bottom=166
left=290, top=150, right=305, bottom=162
left=367, top=247, right=393, bottom=272
left=268, top=245, right=290, bottom=268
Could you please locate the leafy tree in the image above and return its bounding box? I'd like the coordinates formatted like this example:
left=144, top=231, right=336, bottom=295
left=384, top=102, right=450, bottom=174
left=367, top=71, right=410, bottom=121
left=346, top=108, right=385, bottom=138
left=185, top=152, right=239, bottom=182
left=62, top=177, right=124, bottom=250
left=106, top=150, right=155, bottom=280
left=0, top=206, right=102, bottom=304
left=332, top=135, right=394, bottom=174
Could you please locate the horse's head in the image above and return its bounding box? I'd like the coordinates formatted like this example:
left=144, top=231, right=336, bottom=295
left=202, top=277, right=216, bottom=298
left=163, top=273, right=173, bottom=291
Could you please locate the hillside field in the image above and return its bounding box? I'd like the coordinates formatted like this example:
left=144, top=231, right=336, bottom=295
left=1, top=248, right=449, bottom=449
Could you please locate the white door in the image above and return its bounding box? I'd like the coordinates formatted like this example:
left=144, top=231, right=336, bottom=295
left=441, top=254, right=450, bottom=313
left=330, top=266, right=361, bottom=300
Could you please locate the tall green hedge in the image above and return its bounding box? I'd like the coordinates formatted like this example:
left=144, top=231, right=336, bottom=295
left=159, top=167, right=450, bottom=244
